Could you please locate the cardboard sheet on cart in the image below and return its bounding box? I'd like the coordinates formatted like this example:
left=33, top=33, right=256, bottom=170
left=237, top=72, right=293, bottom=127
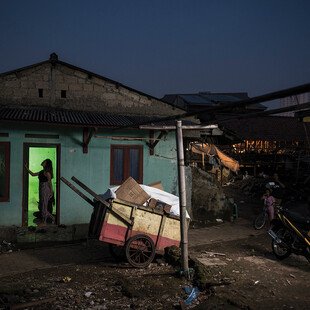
left=100, top=185, right=190, bottom=218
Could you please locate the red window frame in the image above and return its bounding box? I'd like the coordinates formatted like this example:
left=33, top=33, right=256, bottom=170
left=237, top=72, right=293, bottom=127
left=110, top=145, right=143, bottom=185
left=0, top=142, right=10, bottom=202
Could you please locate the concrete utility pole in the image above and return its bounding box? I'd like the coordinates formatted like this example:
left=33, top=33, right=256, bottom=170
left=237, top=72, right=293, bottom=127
left=140, top=122, right=220, bottom=275
left=175, top=120, right=189, bottom=274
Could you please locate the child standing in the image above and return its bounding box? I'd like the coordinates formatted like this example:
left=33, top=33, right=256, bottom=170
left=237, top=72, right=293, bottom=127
left=262, top=189, right=275, bottom=228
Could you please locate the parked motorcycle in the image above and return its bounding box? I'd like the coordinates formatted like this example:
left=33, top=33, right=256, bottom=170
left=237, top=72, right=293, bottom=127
left=268, top=204, right=310, bottom=262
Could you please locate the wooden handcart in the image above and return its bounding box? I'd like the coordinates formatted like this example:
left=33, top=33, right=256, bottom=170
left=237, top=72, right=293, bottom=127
left=61, top=176, right=181, bottom=268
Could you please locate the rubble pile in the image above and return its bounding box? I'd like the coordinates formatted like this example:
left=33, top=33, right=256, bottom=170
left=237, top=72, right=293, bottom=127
left=191, top=167, right=232, bottom=224
left=226, top=176, right=267, bottom=198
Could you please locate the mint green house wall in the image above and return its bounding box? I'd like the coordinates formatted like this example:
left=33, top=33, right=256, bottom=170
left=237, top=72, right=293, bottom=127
left=0, top=123, right=178, bottom=226
left=0, top=55, right=187, bottom=227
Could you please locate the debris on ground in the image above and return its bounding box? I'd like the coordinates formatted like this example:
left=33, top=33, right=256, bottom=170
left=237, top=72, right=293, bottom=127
left=183, top=286, right=200, bottom=305
left=164, top=245, right=181, bottom=266
left=84, top=291, right=93, bottom=298
left=204, top=251, right=226, bottom=257
left=0, top=240, right=15, bottom=254
left=1, top=182, right=310, bottom=310
left=62, top=276, right=72, bottom=283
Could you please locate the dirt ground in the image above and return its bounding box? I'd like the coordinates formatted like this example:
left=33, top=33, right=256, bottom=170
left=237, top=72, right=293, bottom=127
left=1, top=227, right=309, bottom=309
left=190, top=233, right=310, bottom=309
left=0, top=191, right=309, bottom=309
left=0, top=244, right=191, bottom=310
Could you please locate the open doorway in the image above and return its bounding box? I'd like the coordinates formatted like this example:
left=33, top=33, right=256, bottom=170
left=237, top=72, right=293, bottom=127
left=23, top=144, right=60, bottom=226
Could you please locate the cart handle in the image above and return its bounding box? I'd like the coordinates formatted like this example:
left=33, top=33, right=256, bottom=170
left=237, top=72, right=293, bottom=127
left=71, top=176, right=133, bottom=227
left=60, top=177, right=96, bottom=207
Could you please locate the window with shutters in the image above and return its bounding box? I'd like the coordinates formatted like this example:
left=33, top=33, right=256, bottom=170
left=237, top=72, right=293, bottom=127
left=110, top=145, right=143, bottom=185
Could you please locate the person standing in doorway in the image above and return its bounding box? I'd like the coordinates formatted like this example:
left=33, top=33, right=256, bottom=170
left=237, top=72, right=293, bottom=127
left=25, top=159, right=55, bottom=224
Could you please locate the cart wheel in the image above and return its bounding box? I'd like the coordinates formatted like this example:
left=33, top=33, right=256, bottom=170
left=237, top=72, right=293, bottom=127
left=125, top=234, right=155, bottom=268
left=109, top=244, right=125, bottom=262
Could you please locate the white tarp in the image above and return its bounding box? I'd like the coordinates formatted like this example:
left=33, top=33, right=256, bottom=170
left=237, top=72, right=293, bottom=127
left=100, top=185, right=190, bottom=218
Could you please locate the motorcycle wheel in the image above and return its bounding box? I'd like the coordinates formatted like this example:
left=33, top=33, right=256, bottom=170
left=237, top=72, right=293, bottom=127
left=254, top=212, right=267, bottom=230
left=271, top=228, right=292, bottom=260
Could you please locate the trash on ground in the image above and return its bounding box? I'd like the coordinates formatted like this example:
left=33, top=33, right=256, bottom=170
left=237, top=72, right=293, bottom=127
left=0, top=240, right=15, bottom=254
left=181, top=286, right=200, bottom=306
left=84, top=291, right=93, bottom=298
left=204, top=251, right=226, bottom=257
left=62, top=276, right=72, bottom=283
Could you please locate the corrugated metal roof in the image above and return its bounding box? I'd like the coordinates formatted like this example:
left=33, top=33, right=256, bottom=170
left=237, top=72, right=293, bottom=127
left=200, top=94, right=240, bottom=102
left=0, top=106, right=194, bottom=128
left=220, top=116, right=310, bottom=141
left=162, top=93, right=260, bottom=111
left=295, top=108, right=310, bottom=119
left=179, top=94, right=214, bottom=105
left=178, top=93, right=250, bottom=106
left=162, top=93, right=266, bottom=112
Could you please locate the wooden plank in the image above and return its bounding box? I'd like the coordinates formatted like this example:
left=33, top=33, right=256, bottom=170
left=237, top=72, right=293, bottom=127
left=133, top=209, right=162, bottom=235
left=162, top=217, right=181, bottom=241
left=155, top=214, right=166, bottom=249
left=106, top=202, right=132, bottom=228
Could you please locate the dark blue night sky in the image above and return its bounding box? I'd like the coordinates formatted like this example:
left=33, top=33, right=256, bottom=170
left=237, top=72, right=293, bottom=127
left=1, top=0, right=309, bottom=103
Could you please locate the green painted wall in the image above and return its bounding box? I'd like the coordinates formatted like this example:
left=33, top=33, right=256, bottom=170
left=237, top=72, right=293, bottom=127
left=0, top=123, right=178, bottom=226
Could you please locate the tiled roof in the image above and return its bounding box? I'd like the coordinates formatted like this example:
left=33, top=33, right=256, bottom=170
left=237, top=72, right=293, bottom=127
left=219, top=116, right=310, bottom=141
left=0, top=106, right=192, bottom=128
left=0, top=106, right=134, bottom=127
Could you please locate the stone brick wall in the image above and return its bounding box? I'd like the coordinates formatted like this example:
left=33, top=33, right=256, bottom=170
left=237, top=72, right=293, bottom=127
left=0, top=62, right=181, bottom=116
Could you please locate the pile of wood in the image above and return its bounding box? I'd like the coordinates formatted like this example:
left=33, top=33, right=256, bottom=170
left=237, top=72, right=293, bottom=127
left=147, top=198, right=172, bottom=214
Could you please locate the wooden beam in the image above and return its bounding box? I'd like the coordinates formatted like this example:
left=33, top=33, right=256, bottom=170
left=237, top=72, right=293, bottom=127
left=95, top=135, right=164, bottom=141
left=140, top=124, right=218, bottom=130
left=149, top=130, right=155, bottom=155
left=83, top=127, right=97, bottom=154
left=146, top=131, right=167, bottom=154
